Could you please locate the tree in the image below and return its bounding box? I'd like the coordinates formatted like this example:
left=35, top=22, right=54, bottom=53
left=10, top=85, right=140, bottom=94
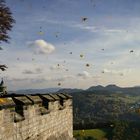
left=112, top=121, right=140, bottom=140
left=0, top=0, right=15, bottom=43
left=0, top=0, right=15, bottom=71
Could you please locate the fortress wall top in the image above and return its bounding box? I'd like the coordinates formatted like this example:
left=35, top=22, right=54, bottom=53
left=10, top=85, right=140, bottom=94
left=0, top=93, right=73, bottom=140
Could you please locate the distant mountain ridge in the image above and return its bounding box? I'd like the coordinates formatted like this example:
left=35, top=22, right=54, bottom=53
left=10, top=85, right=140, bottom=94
left=87, top=84, right=140, bottom=95
left=57, top=84, right=140, bottom=95
left=57, top=88, right=83, bottom=93
left=8, top=84, right=140, bottom=95
left=87, top=84, right=121, bottom=91
left=9, top=88, right=61, bottom=94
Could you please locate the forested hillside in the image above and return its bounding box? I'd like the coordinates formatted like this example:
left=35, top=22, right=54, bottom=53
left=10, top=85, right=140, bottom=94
left=67, top=87, right=140, bottom=125
left=70, top=87, right=140, bottom=140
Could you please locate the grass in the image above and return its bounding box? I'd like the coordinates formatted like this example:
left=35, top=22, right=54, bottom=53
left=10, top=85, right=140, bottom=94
left=74, top=129, right=108, bottom=140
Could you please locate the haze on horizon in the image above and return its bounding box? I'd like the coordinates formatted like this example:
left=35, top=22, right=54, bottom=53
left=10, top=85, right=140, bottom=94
left=0, top=0, right=140, bottom=90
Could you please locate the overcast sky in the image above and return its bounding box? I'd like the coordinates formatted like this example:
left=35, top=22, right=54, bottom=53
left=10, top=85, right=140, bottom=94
left=0, top=0, right=140, bottom=90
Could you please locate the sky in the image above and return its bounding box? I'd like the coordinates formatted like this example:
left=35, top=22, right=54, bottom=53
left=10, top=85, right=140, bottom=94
left=0, top=0, right=140, bottom=90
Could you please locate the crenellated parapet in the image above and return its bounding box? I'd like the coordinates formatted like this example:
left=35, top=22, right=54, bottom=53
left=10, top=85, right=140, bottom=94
left=0, top=93, right=73, bottom=140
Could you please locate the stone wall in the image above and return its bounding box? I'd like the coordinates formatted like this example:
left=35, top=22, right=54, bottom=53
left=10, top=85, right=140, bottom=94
left=0, top=93, right=73, bottom=140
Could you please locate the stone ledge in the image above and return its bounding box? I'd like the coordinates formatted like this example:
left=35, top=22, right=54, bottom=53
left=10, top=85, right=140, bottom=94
left=0, top=93, right=72, bottom=110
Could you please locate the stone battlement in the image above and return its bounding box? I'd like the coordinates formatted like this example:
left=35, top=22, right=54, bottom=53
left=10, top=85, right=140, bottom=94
left=0, top=93, right=73, bottom=140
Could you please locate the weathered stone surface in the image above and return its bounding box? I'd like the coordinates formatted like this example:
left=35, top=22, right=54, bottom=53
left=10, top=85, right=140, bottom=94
left=0, top=94, right=73, bottom=140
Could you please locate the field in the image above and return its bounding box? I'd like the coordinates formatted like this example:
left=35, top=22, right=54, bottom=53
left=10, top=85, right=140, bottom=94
left=73, top=128, right=112, bottom=140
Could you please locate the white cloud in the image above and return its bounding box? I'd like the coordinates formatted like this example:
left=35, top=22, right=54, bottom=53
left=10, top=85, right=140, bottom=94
left=28, top=39, right=55, bottom=55
left=102, top=69, right=111, bottom=73
left=22, top=68, right=43, bottom=74
left=77, top=71, right=91, bottom=79
left=72, top=23, right=126, bottom=34
left=50, top=65, right=65, bottom=70
left=6, top=74, right=74, bottom=83
left=22, top=70, right=34, bottom=74
left=102, top=68, right=132, bottom=75
left=48, top=75, right=74, bottom=82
